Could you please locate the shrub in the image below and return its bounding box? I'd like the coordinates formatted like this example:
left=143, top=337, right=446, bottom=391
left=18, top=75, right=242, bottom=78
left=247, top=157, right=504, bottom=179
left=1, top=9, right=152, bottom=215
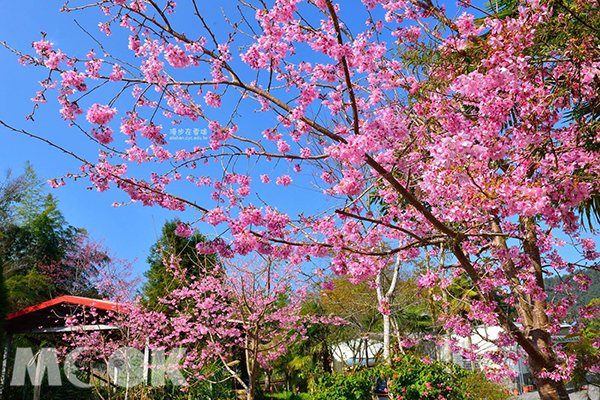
left=309, top=368, right=374, bottom=400
left=379, top=354, right=463, bottom=400
left=309, top=353, right=509, bottom=400
left=380, top=353, right=509, bottom=400
left=454, top=369, right=511, bottom=400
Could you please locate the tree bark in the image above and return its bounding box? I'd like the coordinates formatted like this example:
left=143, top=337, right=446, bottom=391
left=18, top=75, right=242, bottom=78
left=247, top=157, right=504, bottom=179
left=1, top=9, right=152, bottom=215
left=533, top=375, right=570, bottom=400
left=364, top=337, right=369, bottom=367
left=247, top=364, right=256, bottom=400
left=529, top=345, right=570, bottom=400
left=382, top=313, right=391, bottom=363
left=321, top=345, right=332, bottom=373
left=521, top=219, right=570, bottom=400
left=450, top=218, right=572, bottom=400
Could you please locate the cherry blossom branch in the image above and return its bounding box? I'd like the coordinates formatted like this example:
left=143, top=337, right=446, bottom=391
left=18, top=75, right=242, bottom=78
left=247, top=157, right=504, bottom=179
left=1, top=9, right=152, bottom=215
left=0, top=120, right=208, bottom=213
left=324, top=0, right=360, bottom=136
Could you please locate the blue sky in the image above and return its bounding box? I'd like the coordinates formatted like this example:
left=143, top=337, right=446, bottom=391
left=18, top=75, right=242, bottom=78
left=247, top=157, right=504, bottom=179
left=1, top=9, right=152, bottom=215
left=0, top=1, right=343, bottom=277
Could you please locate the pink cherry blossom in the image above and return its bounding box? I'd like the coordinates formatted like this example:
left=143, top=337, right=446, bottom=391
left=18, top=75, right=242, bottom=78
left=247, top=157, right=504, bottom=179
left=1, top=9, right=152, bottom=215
left=86, top=104, right=117, bottom=125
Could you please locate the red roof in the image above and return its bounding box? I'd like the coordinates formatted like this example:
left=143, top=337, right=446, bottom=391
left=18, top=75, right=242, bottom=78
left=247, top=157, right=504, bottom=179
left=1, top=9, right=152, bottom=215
left=7, top=295, right=123, bottom=320
left=6, top=295, right=127, bottom=334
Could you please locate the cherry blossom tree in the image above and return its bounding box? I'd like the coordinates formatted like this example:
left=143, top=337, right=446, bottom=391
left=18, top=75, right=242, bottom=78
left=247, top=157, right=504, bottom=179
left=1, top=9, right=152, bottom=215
left=39, top=234, right=117, bottom=297
left=2, top=0, right=600, bottom=399
left=65, top=255, right=329, bottom=400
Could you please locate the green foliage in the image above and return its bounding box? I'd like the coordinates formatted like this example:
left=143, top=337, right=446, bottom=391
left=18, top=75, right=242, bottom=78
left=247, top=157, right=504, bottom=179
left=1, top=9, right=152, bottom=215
left=0, top=170, right=10, bottom=335
left=4, top=268, right=54, bottom=310
left=482, top=0, right=519, bottom=19
left=5, top=374, right=95, bottom=400
left=2, top=163, right=77, bottom=271
left=379, top=354, right=464, bottom=400
left=382, top=353, right=508, bottom=400
left=137, top=365, right=234, bottom=400
left=5, top=362, right=236, bottom=400
left=577, top=193, right=600, bottom=232
left=546, top=269, right=600, bottom=312
left=15, top=162, right=54, bottom=223
left=0, top=163, right=92, bottom=311
left=0, top=169, right=25, bottom=229
left=270, top=392, right=312, bottom=400
left=563, top=298, right=600, bottom=389
left=4, top=337, right=94, bottom=400
left=1, top=196, right=79, bottom=309
left=2, top=203, right=77, bottom=273
left=309, top=353, right=509, bottom=400
left=0, top=254, right=7, bottom=349
left=454, top=368, right=512, bottom=400
left=278, top=300, right=335, bottom=392
left=309, top=368, right=374, bottom=400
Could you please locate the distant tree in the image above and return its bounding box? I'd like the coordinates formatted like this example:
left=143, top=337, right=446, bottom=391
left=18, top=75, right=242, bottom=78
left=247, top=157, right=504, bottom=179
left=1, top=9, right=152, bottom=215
left=0, top=163, right=78, bottom=278
left=0, top=170, right=19, bottom=341
left=319, top=277, right=381, bottom=351
left=142, top=219, right=218, bottom=309
left=14, top=162, right=51, bottom=224
left=375, top=254, right=428, bottom=362
left=546, top=269, right=600, bottom=318
left=278, top=300, right=334, bottom=392
left=319, top=267, right=428, bottom=368
left=3, top=268, right=54, bottom=310
left=0, top=198, right=79, bottom=309
left=2, top=200, right=77, bottom=274
left=65, top=256, right=326, bottom=400
left=0, top=163, right=115, bottom=310
left=39, top=234, right=115, bottom=298
left=0, top=169, right=25, bottom=229
left=569, top=298, right=600, bottom=388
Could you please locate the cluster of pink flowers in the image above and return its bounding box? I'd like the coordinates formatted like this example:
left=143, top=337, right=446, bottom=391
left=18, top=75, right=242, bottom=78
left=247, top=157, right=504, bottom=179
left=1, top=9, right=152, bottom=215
left=86, top=103, right=117, bottom=125
left=174, top=222, right=193, bottom=238
left=164, top=44, right=191, bottom=68
left=91, top=126, right=114, bottom=144
left=33, top=39, right=53, bottom=54
left=61, top=70, right=87, bottom=92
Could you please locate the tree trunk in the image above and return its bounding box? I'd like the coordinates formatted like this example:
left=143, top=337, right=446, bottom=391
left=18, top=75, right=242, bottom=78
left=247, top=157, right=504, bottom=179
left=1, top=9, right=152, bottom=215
left=441, top=290, right=452, bottom=363
left=525, top=328, right=571, bottom=400
left=247, top=374, right=255, bottom=400
left=376, top=254, right=400, bottom=364
left=534, top=375, right=570, bottom=400
left=522, top=220, right=570, bottom=400
left=382, top=313, right=391, bottom=363
left=321, top=345, right=332, bottom=373
left=364, top=337, right=369, bottom=367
